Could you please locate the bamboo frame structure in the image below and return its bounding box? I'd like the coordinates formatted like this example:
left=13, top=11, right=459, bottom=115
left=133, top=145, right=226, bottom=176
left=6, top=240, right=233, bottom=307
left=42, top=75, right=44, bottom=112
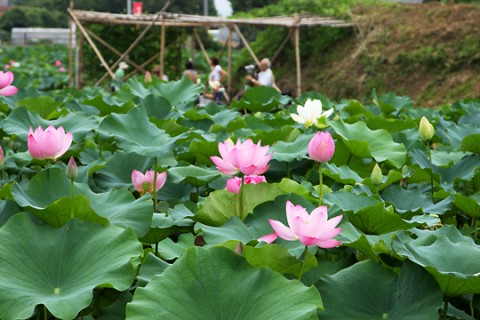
left=67, top=9, right=352, bottom=96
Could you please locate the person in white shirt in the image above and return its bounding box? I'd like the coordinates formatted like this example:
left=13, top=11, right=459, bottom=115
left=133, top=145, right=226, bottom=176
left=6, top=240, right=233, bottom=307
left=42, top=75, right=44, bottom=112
left=246, top=58, right=279, bottom=91
left=204, top=57, right=227, bottom=101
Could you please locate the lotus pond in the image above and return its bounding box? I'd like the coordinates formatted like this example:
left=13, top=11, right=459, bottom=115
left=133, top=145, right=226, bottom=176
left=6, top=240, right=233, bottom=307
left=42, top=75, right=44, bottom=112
left=0, top=47, right=480, bottom=320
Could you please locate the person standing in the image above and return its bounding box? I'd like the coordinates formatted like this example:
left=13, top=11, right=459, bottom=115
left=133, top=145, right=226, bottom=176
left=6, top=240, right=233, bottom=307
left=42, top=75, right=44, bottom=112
left=183, top=60, right=198, bottom=83
left=205, top=57, right=227, bottom=101
left=112, top=61, right=128, bottom=92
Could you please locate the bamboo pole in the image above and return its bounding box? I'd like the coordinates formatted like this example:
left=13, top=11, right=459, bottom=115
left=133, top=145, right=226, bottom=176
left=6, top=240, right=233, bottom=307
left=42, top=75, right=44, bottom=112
left=95, top=11, right=163, bottom=85
left=68, top=0, right=74, bottom=87
left=233, top=24, right=260, bottom=66
left=194, top=30, right=212, bottom=70
left=68, top=8, right=115, bottom=79
left=160, top=14, right=166, bottom=77
left=271, top=28, right=293, bottom=65
left=294, top=25, right=301, bottom=96
left=227, top=26, right=232, bottom=97
left=77, top=33, right=83, bottom=88
left=85, top=28, right=146, bottom=73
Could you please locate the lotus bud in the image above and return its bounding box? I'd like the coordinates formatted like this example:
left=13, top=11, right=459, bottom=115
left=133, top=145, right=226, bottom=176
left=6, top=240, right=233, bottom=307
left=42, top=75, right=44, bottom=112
left=308, top=131, right=335, bottom=163
left=0, top=145, right=4, bottom=166
left=419, top=116, right=434, bottom=142
left=370, top=163, right=382, bottom=185
left=66, top=156, right=78, bottom=180
left=144, top=71, right=152, bottom=83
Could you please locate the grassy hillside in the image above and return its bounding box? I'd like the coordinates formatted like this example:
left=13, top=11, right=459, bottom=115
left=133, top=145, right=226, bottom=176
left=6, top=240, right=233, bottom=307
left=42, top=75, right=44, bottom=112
left=275, top=2, right=480, bottom=107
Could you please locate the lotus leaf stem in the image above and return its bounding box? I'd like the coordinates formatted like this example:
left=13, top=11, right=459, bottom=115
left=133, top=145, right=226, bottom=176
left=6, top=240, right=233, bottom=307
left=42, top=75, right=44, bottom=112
left=153, top=158, right=158, bottom=211
left=297, top=245, right=309, bottom=281
left=441, top=297, right=449, bottom=320
left=70, top=179, right=75, bottom=219
left=318, top=163, right=323, bottom=206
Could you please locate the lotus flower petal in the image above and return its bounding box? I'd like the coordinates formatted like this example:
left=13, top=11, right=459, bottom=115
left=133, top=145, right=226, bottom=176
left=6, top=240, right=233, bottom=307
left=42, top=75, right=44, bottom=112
left=260, top=201, right=343, bottom=248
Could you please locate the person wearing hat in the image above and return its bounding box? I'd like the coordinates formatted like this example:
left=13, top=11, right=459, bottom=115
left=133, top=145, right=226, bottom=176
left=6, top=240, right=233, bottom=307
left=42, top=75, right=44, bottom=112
left=112, top=61, right=129, bottom=92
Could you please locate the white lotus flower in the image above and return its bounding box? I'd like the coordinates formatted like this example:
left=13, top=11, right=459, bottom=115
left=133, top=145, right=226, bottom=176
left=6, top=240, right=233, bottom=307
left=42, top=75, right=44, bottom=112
left=290, top=99, right=334, bottom=128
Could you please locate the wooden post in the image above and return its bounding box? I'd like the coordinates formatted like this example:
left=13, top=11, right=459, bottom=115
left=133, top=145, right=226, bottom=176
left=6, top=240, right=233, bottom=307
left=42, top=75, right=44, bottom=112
left=271, top=28, right=293, bottom=65
left=294, top=25, right=301, bottom=96
left=95, top=11, right=163, bottom=85
left=76, top=33, right=83, bottom=88
left=85, top=28, right=146, bottom=73
left=160, top=14, right=166, bottom=77
left=68, top=0, right=74, bottom=87
left=194, top=30, right=212, bottom=70
left=227, top=26, right=232, bottom=97
left=68, top=8, right=115, bottom=79
left=232, top=24, right=260, bottom=66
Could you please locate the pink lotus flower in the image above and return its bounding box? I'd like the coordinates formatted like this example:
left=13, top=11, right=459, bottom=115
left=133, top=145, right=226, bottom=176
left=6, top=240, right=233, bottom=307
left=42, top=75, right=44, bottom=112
left=28, top=125, right=73, bottom=160
left=59, top=67, right=66, bottom=73
left=4, top=65, right=9, bottom=70
left=226, top=175, right=267, bottom=194
left=144, top=71, right=152, bottom=83
left=131, top=169, right=167, bottom=194
left=0, top=71, right=18, bottom=97
left=210, top=139, right=272, bottom=175
left=308, top=131, right=335, bottom=163
left=55, top=60, right=63, bottom=67
left=260, top=201, right=342, bottom=248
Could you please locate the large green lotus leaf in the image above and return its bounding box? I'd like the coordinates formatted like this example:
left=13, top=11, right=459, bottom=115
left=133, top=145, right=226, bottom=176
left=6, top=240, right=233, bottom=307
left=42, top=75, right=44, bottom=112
left=338, top=222, right=396, bottom=261
left=231, top=86, right=286, bottom=113
left=437, top=117, right=480, bottom=150
left=365, top=115, right=416, bottom=133
left=394, top=225, right=480, bottom=296
left=381, top=185, right=452, bottom=215
left=196, top=217, right=255, bottom=244
left=98, top=107, right=176, bottom=162
left=2, top=106, right=99, bottom=143
left=16, top=95, right=62, bottom=119
left=153, top=77, right=203, bottom=109
left=11, top=168, right=108, bottom=227
left=278, top=178, right=317, bottom=203
left=317, top=260, right=442, bottom=320
left=431, top=150, right=473, bottom=167
left=126, top=246, right=322, bottom=320
left=460, top=134, right=480, bottom=154
left=136, top=253, right=171, bottom=287
left=323, top=192, right=380, bottom=212
left=140, top=211, right=193, bottom=244
left=323, top=163, right=363, bottom=185
left=410, top=150, right=480, bottom=188
left=330, top=120, right=407, bottom=168
left=347, top=202, right=420, bottom=235
left=82, top=94, right=135, bottom=115
left=12, top=168, right=153, bottom=236
left=241, top=243, right=318, bottom=278
left=0, top=213, right=143, bottom=320
left=373, top=92, right=413, bottom=115
left=195, top=183, right=285, bottom=226
left=187, top=139, right=220, bottom=165
left=454, top=193, right=480, bottom=219
left=93, top=151, right=152, bottom=190
left=168, top=165, right=221, bottom=187
left=210, top=108, right=242, bottom=128
left=139, top=94, right=172, bottom=120
left=155, top=233, right=196, bottom=260
left=254, top=125, right=302, bottom=147
left=0, top=199, right=22, bottom=227
left=270, top=133, right=314, bottom=162
left=75, top=184, right=153, bottom=238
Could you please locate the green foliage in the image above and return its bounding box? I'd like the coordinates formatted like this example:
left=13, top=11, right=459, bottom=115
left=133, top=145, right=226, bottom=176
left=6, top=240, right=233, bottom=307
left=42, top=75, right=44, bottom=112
left=0, top=6, right=67, bottom=32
